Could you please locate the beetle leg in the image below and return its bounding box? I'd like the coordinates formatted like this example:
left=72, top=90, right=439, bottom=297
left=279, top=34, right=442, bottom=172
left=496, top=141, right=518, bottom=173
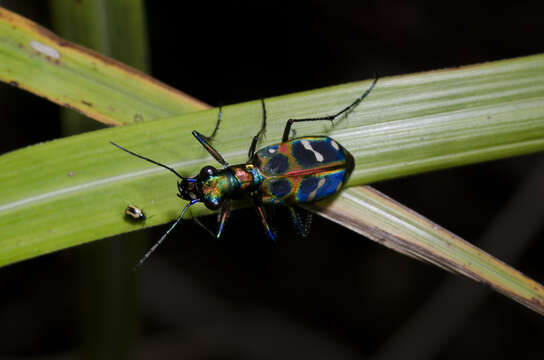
left=200, top=106, right=222, bottom=143
left=281, top=75, right=378, bottom=142
left=189, top=210, right=216, bottom=238
left=216, top=199, right=232, bottom=239
left=192, top=130, right=230, bottom=168
left=288, top=207, right=312, bottom=237
left=255, top=201, right=276, bottom=242
left=248, top=99, right=267, bottom=159
left=190, top=200, right=232, bottom=240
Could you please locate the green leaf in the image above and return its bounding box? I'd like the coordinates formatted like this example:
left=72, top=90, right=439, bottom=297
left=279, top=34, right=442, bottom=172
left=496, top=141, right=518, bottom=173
left=0, top=6, right=206, bottom=125
left=309, top=186, right=544, bottom=315
left=1, top=53, right=543, bottom=269
left=49, top=0, right=150, bottom=72
left=1, top=5, right=544, bottom=315
left=47, top=1, right=151, bottom=357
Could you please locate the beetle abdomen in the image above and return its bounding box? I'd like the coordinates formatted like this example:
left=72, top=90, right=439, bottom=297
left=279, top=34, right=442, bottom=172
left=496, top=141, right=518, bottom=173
left=253, top=136, right=354, bottom=205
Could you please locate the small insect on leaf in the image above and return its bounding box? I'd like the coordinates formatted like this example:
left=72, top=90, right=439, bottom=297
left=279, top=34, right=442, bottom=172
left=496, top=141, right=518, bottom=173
left=125, top=204, right=146, bottom=221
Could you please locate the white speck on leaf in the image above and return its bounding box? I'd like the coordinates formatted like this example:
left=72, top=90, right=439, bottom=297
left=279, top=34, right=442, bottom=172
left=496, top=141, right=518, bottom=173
left=30, top=41, right=60, bottom=59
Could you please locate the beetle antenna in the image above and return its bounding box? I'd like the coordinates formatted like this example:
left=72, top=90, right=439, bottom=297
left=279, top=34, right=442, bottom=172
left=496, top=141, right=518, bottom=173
left=110, top=141, right=185, bottom=180
left=133, top=199, right=198, bottom=270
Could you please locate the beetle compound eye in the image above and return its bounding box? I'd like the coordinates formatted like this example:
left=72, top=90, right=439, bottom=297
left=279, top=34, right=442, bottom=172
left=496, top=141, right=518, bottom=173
left=205, top=197, right=222, bottom=210
left=200, top=166, right=217, bottom=179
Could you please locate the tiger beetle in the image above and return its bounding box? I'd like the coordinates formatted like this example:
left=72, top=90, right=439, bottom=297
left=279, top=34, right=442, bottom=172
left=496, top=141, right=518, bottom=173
left=111, top=76, right=378, bottom=268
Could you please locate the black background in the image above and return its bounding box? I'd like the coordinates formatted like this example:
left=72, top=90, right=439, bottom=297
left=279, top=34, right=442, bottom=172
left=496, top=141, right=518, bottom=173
left=1, top=1, right=544, bottom=359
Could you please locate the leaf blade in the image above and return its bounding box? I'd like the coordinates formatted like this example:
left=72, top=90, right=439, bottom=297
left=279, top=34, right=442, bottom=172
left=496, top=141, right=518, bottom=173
left=308, top=186, right=544, bottom=315
left=0, top=54, right=543, bottom=271
left=0, top=6, right=207, bottom=125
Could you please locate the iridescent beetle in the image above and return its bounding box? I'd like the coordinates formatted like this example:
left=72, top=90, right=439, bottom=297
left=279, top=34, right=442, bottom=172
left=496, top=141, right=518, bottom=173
left=112, top=77, right=377, bottom=268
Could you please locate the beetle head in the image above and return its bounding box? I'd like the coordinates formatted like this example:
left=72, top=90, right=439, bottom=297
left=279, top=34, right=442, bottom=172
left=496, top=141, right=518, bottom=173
left=177, top=177, right=199, bottom=202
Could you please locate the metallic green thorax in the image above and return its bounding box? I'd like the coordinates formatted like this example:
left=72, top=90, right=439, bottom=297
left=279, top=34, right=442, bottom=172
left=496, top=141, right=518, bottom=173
left=199, top=164, right=265, bottom=210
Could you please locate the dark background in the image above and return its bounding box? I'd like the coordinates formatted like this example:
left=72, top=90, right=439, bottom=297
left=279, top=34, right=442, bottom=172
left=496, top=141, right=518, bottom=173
left=1, top=1, right=543, bottom=359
